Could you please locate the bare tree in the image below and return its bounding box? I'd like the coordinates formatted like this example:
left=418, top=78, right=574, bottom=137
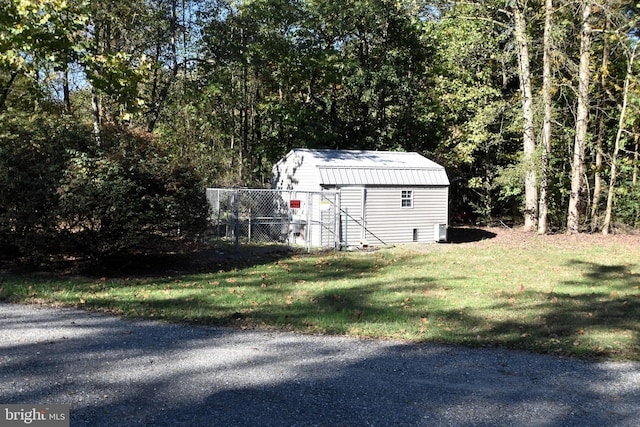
left=602, top=43, right=636, bottom=234
left=538, top=0, right=553, bottom=234
left=567, top=0, right=593, bottom=234
left=590, top=17, right=611, bottom=231
left=633, top=134, right=639, bottom=187
left=513, top=0, right=538, bottom=231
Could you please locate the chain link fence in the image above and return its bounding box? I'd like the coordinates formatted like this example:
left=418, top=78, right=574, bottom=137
left=206, top=188, right=340, bottom=250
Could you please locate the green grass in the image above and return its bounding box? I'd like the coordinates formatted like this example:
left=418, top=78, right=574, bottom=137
left=1, top=233, right=639, bottom=360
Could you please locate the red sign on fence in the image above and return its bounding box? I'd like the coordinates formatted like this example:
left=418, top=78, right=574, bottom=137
left=290, top=200, right=301, bottom=209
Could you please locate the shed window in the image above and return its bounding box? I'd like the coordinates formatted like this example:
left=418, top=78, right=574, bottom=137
left=401, top=190, right=413, bottom=208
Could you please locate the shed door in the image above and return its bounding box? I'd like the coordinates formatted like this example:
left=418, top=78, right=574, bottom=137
left=340, top=187, right=366, bottom=246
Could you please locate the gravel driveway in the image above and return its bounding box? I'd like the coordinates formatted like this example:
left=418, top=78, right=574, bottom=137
left=1, top=302, right=639, bottom=426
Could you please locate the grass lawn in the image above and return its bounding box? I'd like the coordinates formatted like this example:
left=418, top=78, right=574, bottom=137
left=1, top=227, right=639, bottom=360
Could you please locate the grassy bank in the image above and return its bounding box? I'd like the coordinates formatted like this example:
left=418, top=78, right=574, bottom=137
left=1, top=228, right=639, bottom=360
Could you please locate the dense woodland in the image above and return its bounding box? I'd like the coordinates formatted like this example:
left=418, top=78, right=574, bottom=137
left=1, top=0, right=639, bottom=258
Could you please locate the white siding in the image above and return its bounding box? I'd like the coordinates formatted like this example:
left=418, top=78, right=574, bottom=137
left=272, top=151, right=321, bottom=191
left=363, top=187, right=448, bottom=244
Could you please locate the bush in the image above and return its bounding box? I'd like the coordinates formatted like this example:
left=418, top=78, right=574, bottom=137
left=0, top=112, right=81, bottom=257
left=0, top=115, right=209, bottom=260
left=56, top=125, right=210, bottom=257
left=613, top=185, right=640, bottom=230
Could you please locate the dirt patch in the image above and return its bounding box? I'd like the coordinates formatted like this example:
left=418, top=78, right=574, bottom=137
left=451, top=225, right=640, bottom=251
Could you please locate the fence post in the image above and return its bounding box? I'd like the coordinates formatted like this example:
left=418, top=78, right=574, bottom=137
left=305, top=192, right=311, bottom=252
left=234, top=189, right=240, bottom=251
left=287, top=191, right=292, bottom=246
left=345, top=207, right=348, bottom=249
left=248, top=207, right=252, bottom=243
left=216, top=189, right=221, bottom=240
left=334, top=191, right=341, bottom=251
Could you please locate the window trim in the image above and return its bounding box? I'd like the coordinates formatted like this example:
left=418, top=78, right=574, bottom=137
left=401, top=190, right=413, bottom=208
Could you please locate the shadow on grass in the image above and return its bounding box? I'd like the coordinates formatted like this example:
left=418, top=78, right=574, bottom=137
left=423, top=259, right=640, bottom=360
left=93, top=243, right=302, bottom=277
left=446, top=227, right=497, bottom=243
left=2, top=248, right=639, bottom=360
left=0, top=241, right=302, bottom=279
left=140, top=257, right=639, bottom=360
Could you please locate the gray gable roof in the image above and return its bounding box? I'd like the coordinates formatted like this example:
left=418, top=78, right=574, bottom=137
left=292, top=149, right=449, bottom=186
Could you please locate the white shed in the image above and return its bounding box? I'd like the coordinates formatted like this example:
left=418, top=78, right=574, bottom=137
left=272, top=148, right=450, bottom=247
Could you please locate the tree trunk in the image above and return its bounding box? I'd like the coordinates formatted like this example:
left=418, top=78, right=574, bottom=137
left=538, top=0, right=553, bottom=234
left=0, top=71, right=18, bottom=112
left=590, top=111, right=604, bottom=230
left=567, top=1, right=592, bottom=234
left=62, top=9, right=72, bottom=115
left=602, top=45, right=636, bottom=234
left=513, top=4, right=537, bottom=231
left=590, top=18, right=610, bottom=231
left=147, top=35, right=162, bottom=131
left=91, top=84, right=102, bottom=146
left=147, top=0, right=180, bottom=133
left=633, top=135, right=638, bottom=187
left=63, top=71, right=71, bottom=114
left=89, top=7, right=102, bottom=146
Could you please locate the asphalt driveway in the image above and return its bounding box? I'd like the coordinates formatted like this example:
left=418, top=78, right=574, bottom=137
left=1, top=302, right=639, bottom=426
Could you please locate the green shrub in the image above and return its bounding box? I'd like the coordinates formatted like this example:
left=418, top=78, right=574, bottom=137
left=0, top=112, right=80, bottom=257
left=613, top=185, right=640, bottom=230
left=0, top=114, right=209, bottom=259
left=56, top=125, right=209, bottom=257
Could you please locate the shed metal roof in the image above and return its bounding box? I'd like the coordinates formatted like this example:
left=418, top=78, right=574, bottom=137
left=291, top=149, right=449, bottom=186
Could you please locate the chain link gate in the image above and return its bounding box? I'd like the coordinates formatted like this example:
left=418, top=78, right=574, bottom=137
left=206, top=188, right=340, bottom=251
